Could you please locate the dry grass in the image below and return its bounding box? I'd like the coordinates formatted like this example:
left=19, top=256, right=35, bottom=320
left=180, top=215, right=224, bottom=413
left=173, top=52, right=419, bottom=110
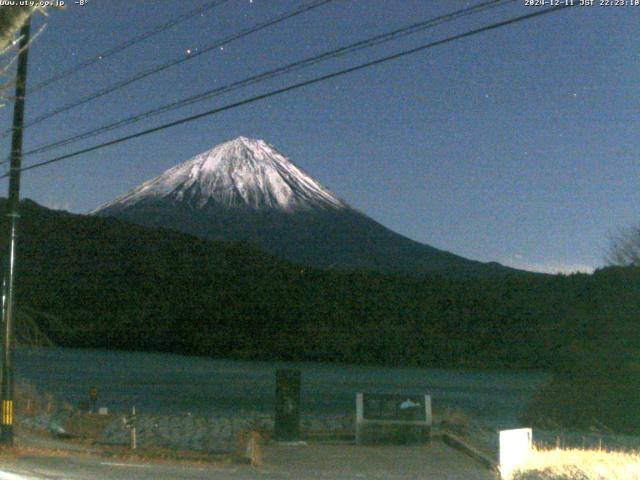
left=63, top=412, right=117, bottom=439
left=98, top=444, right=231, bottom=466
left=0, top=438, right=231, bottom=467
left=511, top=447, right=640, bottom=480
left=433, top=407, right=470, bottom=428
left=235, top=430, right=263, bottom=467
left=15, top=379, right=47, bottom=415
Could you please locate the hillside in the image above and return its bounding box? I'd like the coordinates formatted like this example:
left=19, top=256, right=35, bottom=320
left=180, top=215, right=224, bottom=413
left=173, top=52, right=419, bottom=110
left=1, top=199, right=636, bottom=370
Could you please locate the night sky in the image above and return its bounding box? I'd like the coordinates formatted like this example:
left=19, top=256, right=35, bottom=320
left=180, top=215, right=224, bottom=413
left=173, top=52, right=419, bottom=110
left=0, top=0, right=637, bottom=273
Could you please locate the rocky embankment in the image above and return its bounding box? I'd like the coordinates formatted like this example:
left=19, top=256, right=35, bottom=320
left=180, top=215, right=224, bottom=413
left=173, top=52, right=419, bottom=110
left=19, top=410, right=355, bottom=452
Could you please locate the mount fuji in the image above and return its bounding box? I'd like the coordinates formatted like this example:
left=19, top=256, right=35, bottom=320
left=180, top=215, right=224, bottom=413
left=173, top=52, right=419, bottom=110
left=93, top=137, right=514, bottom=276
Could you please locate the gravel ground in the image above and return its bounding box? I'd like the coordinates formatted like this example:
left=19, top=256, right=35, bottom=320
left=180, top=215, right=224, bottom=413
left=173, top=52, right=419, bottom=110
left=12, top=411, right=499, bottom=479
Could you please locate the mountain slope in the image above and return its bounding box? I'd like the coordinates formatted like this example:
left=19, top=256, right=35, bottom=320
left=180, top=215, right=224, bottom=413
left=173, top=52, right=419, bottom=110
left=94, top=137, right=517, bottom=276
left=0, top=199, right=603, bottom=370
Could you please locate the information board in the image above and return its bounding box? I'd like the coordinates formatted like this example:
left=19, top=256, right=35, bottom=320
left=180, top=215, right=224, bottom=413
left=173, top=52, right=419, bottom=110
left=356, top=392, right=432, bottom=445
left=362, top=394, right=427, bottom=422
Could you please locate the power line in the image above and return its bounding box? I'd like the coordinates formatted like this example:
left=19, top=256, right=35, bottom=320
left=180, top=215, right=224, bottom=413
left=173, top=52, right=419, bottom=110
left=21, top=0, right=515, bottom=159
left=3, top=4, right=573, bottom=179
left=28, top=0, right=230, bottom=94
left=1, top=0, right=333, bottom=138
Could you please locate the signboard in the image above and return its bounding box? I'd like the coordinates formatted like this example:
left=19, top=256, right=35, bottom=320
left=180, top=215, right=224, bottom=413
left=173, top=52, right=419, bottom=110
left=356, top=393, right=432, bottom=445
left=362, top=394, right=427, bottom=422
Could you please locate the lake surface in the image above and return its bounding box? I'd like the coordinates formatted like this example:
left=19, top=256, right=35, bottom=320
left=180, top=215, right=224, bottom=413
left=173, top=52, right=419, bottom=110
left=15, top=346, right=548, bottom=429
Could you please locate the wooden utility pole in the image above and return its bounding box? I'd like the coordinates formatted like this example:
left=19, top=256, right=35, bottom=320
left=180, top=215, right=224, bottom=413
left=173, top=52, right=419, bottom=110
left=1, top=18, right=31, bottom=446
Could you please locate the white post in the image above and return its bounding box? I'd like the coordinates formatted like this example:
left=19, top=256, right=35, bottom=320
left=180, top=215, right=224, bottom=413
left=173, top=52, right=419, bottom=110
left=499, top=428, right=532, bottom=479
left=131, top=406, right=137, bottom=450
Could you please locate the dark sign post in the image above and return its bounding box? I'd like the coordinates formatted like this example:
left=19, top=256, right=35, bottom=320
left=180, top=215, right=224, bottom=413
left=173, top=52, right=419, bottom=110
left=356, top=393, right=432, bottom=445
left=274, top=369, right=301, bottom=441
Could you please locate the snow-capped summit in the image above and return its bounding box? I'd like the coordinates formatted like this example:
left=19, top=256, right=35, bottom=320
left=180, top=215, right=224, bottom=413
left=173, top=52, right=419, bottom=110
left=94, top=137, right=346, bottom=213
left=94, top=136, right=516, bottom=276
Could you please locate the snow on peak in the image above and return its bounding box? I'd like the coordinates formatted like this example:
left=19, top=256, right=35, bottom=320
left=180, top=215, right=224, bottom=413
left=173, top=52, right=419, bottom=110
left=94, top=137, right=347, bottom=213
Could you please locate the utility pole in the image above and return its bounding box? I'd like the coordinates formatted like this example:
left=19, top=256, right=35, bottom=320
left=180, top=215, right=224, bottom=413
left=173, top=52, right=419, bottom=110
left=1, top=18, right=31, bottom=446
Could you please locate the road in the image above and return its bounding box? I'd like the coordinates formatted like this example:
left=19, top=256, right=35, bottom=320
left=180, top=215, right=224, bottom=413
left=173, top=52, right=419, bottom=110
left=0, top=441, right=496, bottom=479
